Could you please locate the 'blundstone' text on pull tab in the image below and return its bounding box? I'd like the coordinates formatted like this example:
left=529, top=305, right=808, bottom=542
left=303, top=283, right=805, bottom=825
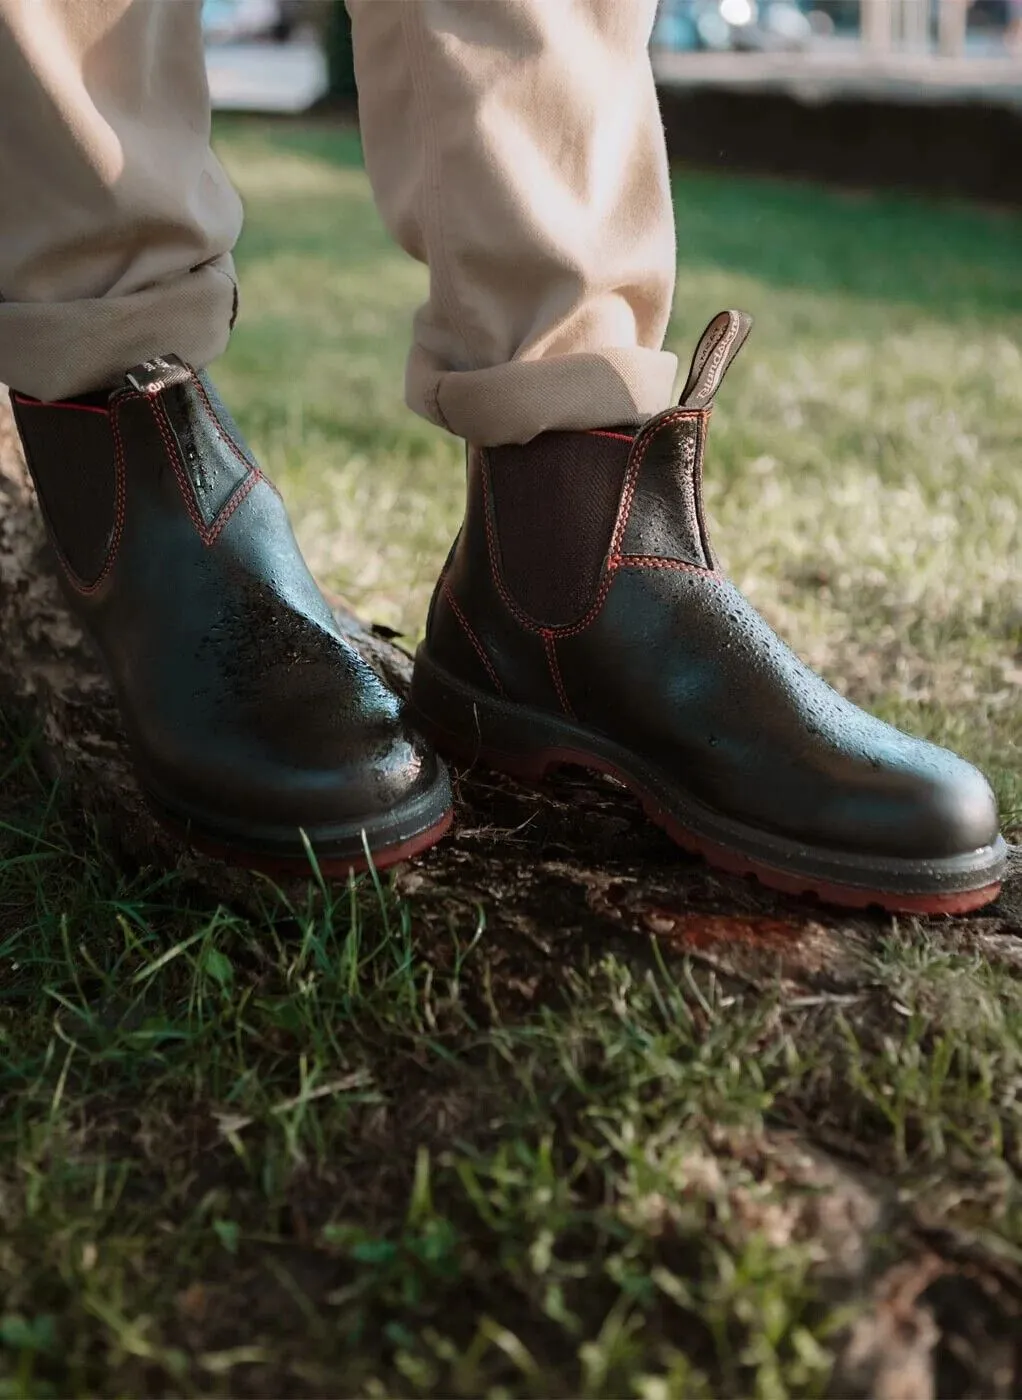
left=679, top=310, right=753, bottom=409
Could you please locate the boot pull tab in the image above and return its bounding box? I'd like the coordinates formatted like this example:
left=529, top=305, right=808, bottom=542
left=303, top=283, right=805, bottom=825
left=679, top=310, right=753, bottom=410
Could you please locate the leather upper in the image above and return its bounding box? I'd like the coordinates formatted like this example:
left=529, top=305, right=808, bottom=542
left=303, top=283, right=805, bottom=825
left=424, top=312, right=1001, bottom=862
left=12, top=357, right=441, bottom=832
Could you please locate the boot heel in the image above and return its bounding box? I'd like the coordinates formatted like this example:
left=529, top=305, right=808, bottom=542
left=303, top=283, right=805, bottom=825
left=410, top=648, right=572, bottom=781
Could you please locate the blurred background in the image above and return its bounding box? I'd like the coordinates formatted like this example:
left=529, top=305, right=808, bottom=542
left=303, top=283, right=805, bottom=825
left=202, top=0, right=1021, bottom=201
left=648, top=0, right=1022, bottom=203
left=198, top=0, right=1021, bottom=827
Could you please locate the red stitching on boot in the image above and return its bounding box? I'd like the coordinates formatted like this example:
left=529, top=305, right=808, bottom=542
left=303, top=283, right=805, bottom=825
left=153, top=397, right=259, bottom=547
left=58, top=399, right=130, bottom=596
left=611, top=555, right=721, bottom=577
left=205, top=472, right=260, bottom=544
left=480, top=450, right=616, bottom=639
left=190, top=372, right=258, bottom=475
left=442, top=582, right=506, bottom=696
left=608, top=408, right=708, bottom=555
left=693, top=411, right=716, bottom=567
left=479, top=409, right=714, bottom=644
left=11, top=393, right=110, bottom=417
left=542, top=632, right=575, bottom=719
left=152, top=398, right=206, bottom=535
left=480, top=451, right=531, bottom=625
left=587, top=429, right=634, bottom=444
left=192, top=370, right=279, bottom=500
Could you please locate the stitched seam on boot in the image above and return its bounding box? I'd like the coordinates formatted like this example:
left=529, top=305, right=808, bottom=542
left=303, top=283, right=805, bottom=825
left=542, top=633, right=575, bottom=719
left=611, top=555, right=721, bottom=577
left=482, top=451, right=617, bottom=639
left=11, top=393, right=110, bottom=418
left=56, top=398, right=130, bottom=596
left=152, top=398, right=259, bottom=547
left=205, top=472, right=260, bottom=545
left=482, top=413, right=710, bottom=642
left=481, top=450, right=621, bottom=639
left=588, top=429, right=635, bottom=444
left=610, top=407, right=710, bottom=549
left=442, top=582, right=506, bottom=696
left=191, top=372, right=258, bottom=474
left=693, top=411, right=716, bottom=566
left=616, top=411, right=713, bottom=571
left=481, top=452, right=544, bottom=634
left=191, top=372, right=281, bottom=500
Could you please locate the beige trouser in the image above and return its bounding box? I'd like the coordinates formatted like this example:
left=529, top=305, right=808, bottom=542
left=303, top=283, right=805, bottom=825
left=0, top=0, right=678, bottom=444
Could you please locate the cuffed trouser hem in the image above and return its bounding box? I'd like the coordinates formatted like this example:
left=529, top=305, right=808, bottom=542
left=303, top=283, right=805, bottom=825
left=407, top=344, right=679, bottom=447
left=0, top=254, right=238, bottom=401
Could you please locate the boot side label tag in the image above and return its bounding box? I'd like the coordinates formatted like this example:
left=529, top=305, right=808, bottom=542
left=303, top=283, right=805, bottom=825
left=124, top=355, right=192, bottom=396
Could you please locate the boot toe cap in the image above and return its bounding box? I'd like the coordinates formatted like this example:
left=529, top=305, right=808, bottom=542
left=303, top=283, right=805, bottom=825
left=138, top=705, right=451, bottom=851
left=827, top=735, right=1003, bottom=863
left=890, top=748, right=1001, bottom=860
left=340, top=719, right=448, bottom=822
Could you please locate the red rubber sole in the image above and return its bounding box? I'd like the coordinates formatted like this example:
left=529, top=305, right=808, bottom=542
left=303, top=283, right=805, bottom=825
left=154, top=806, right=454, bottom=880
left=441, top=739, right=1001, bottom=916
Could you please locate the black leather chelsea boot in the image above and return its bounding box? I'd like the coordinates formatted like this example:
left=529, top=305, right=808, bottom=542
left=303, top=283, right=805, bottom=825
left=411, top=312, right=1006, bottom=914
left=11, top=355, right=452, bottom=875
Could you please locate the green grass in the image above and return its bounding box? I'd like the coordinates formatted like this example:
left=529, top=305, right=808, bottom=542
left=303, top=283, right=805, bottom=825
left=1, top=119, right=1021, bottom=1397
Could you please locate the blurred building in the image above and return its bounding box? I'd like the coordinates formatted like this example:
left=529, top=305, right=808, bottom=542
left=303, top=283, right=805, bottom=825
left=653, top=0, right=1021, bottom=57
left=651, top=0, right=1022, bottom=204
left=650, top=0, right=1022, bottom=110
